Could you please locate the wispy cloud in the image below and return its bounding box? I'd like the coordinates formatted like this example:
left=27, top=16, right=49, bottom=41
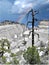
left=12, top=0, right=38, bottom=14
left=46, top=0, right=49, bottom=2
left=10, top=0, right=34, bottom=22
left=0, top=0, right=49, bottom=22
left=41, top=0, right=49, bottom=4
left=11, top=0, right=49, bottom=14
left=0, top=0, right=49, bottom=14
left=11, top=0, right=35, bottom=14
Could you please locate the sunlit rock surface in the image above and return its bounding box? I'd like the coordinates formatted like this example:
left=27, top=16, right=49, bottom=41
left=0, top=24, right=31, bottom=52
left=34, top=20, right=49, bottom=64
left=34, top=20, right=49, bottom=47
left=0, top=22, right=31, bottom=64
left=0, top=20, right=49, bottom=64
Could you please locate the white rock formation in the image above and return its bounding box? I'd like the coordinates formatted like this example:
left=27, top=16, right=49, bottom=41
left=34, top=20, right=49, bottom=47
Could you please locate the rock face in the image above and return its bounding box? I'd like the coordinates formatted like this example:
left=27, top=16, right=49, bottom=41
left=0, top=21, right=32, bottom=64
left=34, top=20, right=49, bottom=64
left=34, top=20, right=49, bottom=47
left=0, top=21, right=32, bottom=52
left=0, top=23, right=27, bottom=40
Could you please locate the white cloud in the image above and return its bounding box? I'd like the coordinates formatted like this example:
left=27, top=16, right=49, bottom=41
left=11, top=0, right=33, bottom=14
left=11, top=0, right=49, bottom=14
left=0, top=0, right=49, bottom=22
left=14, top=1, right=20, bottom=5
left=10, top=0, right=49, bottom=22
left=0, top=0, right=49, bottom=15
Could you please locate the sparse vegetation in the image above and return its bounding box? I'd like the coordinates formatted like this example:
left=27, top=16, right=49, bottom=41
left=23, top=46, right=40, bottom=64
left=0, top=39, right=19, bottom=64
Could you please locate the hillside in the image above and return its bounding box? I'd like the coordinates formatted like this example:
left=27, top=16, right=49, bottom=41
left=0, top=20, right=28, bottom=39
left=0, top=20, right=32, bottom=52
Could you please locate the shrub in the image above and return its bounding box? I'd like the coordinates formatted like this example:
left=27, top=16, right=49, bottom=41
left=23, top=46, right=40, bottom=64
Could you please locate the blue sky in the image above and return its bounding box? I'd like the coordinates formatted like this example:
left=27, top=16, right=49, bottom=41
left=0, top=0, right=49, bottom=26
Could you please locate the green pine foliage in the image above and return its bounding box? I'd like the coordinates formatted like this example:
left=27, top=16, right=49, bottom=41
left=23, top=46, right=40, bottom=64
